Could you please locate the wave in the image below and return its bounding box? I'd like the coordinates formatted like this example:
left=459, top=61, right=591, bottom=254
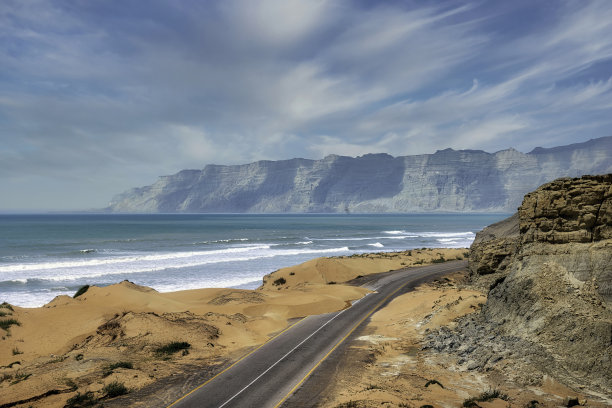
left=384, top=230, right=474, bottom=238
left=194, top=238, right=250, bottom=245
left=0, top=245, right=272, bottom=273
left=79, top=249, right=96, bottom=254
left=0, top=246, right=351, bottom=282
left=419, top=231, right=475, bottom=238
left=368, top=242, right=384, bottom=248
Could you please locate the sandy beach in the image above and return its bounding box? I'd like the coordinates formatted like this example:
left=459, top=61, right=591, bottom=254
left=1, top=248, right=465, bottom=408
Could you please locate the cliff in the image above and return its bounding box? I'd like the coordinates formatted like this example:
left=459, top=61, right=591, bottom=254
left=430, top=174, right=612, bottom=397
left=107, top=136, right=612, bottom=213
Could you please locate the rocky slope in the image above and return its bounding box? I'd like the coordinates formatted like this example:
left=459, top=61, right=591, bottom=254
left=107, top=136, right=612, bottom=213
left=429, top=174, right=612, bottom=398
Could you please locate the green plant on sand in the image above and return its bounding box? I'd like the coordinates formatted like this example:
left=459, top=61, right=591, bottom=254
left=73, top=285, right=90, bottom=298
left=154, top=341, right=191, bottom=355
left=103, top=380, right=129, bottom=398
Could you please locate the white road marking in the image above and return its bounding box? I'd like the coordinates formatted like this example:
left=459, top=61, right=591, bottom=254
left=216, top=293, right=372, bottom=408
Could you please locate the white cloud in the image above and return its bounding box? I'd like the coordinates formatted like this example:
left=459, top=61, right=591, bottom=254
left=1, top=0, right=611, bottom=209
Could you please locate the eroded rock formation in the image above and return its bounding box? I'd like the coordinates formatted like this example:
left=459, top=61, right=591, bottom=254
left=107, top=137, right=612, bottom=213
left=433, top=174, right=612, bottom=396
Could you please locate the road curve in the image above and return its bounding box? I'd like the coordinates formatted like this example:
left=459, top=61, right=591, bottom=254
left=168, top=260, right=467, bottom=408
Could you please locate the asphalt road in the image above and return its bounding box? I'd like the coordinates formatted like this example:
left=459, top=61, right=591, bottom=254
left=168, top=260, right=467, bottom=408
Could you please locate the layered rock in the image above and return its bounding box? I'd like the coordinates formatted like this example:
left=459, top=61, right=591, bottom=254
left=519, top=174, right=612, bottom=244
left=106, top=136, right=612, bottom=213
left=458, top=174, right=612, bottom=395
left=468, top=213, right=519, bottom=285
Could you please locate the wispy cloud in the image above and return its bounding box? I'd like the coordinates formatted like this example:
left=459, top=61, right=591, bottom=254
left=0, top=0, right=611, bottom=209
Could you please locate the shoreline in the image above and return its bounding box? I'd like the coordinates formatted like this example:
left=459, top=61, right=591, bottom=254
left=0, top=248, right=466, bottom=408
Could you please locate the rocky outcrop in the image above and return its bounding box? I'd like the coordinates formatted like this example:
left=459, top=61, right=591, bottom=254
left=106, top=136, right=612, bottom=213
left=519, top=174, right=612, bottom=244
left=431, top=174, right=612, bottom=397
left=468, top=213, right=519, bottom=286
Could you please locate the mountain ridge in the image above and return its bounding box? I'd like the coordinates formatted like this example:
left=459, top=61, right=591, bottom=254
left=107, top=136, right=612, bottom=213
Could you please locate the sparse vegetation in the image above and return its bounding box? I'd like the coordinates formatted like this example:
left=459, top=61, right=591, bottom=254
left=75, top=353, right=84, bottom=361
left=154, top=341, right=191, bottom=355
left=463, top=389, right=509, bottom=407
left=328, top=281, right=337, bottom=285
left=104, top=361, right=133, bottom=376
left=273, top=277, right=286, bottom=286
left=419, top=405, right=434, bottom=408
left=431, top=256, right=446, bottom=263
left=97, top=320, right=121, bottom=331
left=65, top=391, right=98, bottom=407
left=73, top=285, right=90, bottom=298
left=109, top=361, right=133, bottom=370
left=525, top=401, right=540, bottom=408
left=335, top=401, right=359, bottom=408
left=0, top=310, right=9, bottom=317
left=0, top=318, right=20, bottom=331
left=103, top=380, right=128, bottom=398
left=12, top=347, right=22, bottom=355
left=365, top=384, right=382, bottom=390
left=289, top=272, right=295, bottom=275
left=1, top=373, right=13, bottom=383
left=11, top=371, right=31, bottom=384
left=0, top=302, right=14, bottom=311
left=424, top=379, right=444, bottom=388
left=414, top=260, right=424, bottom=265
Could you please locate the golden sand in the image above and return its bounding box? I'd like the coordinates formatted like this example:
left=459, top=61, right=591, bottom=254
left=0, top=248, right=464, bottom=407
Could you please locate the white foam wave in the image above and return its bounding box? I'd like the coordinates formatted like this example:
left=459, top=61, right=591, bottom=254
left=0, top=246, right=351, bottom=282
left=369, top=242, right=384, bottom=248
left=5, top=278, right=27, bottom=284
left=194, top=238, right=250, bottom=245
left=0, top=245, right=272, bottom=273
left=296, top=241, right=313, bottom=245
left=420, top=232, right=475, bottom=238
left=385, top=230, right=474, bottom=238
left=317, top=237, right=379, bottom=241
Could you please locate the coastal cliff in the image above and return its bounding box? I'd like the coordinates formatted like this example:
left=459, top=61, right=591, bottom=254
left=430, top=174, right=612, bottom=396
left=107, top=136, right=612, bottom=213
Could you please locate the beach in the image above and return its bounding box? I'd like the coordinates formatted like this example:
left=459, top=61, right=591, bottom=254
left=1, top=248, right=465, bottom=407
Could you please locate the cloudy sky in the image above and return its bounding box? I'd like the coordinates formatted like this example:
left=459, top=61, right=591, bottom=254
left=1, top=0, right=612, bottom=210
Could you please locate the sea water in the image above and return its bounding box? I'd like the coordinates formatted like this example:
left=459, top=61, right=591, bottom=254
left=0, top=213, right=508, bottom=307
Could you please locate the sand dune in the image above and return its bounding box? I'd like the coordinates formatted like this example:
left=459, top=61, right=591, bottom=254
left=0, top=248, right=465, bottom=407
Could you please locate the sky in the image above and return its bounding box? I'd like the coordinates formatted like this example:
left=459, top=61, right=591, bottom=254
left=1, top=0, right=612, bottom=211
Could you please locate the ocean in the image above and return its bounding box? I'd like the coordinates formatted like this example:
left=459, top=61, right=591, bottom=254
left=0, top=213, right=508, bottom=308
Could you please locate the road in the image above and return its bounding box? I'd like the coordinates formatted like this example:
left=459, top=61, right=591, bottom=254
left=167, top=260, right=467, bottom=408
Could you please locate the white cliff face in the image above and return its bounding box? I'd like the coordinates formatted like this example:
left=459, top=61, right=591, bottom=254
left=107, top=137, right=612, bottom=213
